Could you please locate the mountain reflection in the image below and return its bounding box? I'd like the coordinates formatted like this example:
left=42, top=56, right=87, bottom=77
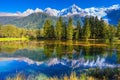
left=0, top=41, right=120, bottom=79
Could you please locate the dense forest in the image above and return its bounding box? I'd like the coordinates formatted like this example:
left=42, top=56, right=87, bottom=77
left=0, top=16, right=120, bottom=42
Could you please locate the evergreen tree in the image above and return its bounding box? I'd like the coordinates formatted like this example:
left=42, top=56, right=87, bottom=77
left=49, top=25, right=55, bottom=39
left=75, top=21, right=81, bottom=40
left=62, top=22, right=67, bottom=40
left=89, top=16, right=95, bottom=38
left=99, top=18, right=105, bottom=38
left=94, top=16, right=99, bottom=38
left=83, top=17, right=91, bottom=41
left=117, top=20, right=120, bottom=39
left=0, top=24, right=2, bottom=37
left=67, top=18, right=74, bottom=40
left=43, top=19, right=53, bottom=39
left=108, top=25, right=116, bottom=42
left=55, top=17, right=63, bottom=40
left=36, top=29, right=41, bottom=39
left=102, top=22, right=109, bottom=41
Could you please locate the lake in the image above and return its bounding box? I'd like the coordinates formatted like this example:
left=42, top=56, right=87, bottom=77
left=0, top=40, right=120, bottom=80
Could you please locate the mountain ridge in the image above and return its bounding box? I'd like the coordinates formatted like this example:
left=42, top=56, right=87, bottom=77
left=0, top=4, right=120, bottom=29
left=0, top=4, right=119, bottom=24
left=0, top=4, right=119, bottom=17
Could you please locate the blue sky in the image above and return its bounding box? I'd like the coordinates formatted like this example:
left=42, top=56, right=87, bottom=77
left=0, top=0, right=120, bottom=12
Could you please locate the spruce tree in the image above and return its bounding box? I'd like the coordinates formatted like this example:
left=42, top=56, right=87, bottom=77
left=0, top=24, right=2, bottom=37
left=83, top=17, right=91, bottom=41
left=55, top=17, right=63, bottom=40
left=75, top=21, right=81, bottom=40
left=67, top=18, right=73, bottom=40
left=117, top=20, right=120, bottom=39
left=43, top=19, right=52, bottom=39
left=108, top=25, right=116, bottom=42
left=102, top=22, right=109, bottom=41
left=89, top=16, right=95, bottom=38
left=62, top=22, right=67, bottom=40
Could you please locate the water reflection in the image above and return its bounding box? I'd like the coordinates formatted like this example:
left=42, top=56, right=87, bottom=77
left=0, top=41, right=120, bottom=79
left=0, top=52, right=119, bottom=79
left=0, top=41, right=120, bottom=62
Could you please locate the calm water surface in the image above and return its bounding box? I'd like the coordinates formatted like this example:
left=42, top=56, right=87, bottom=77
left=0, top=40, right=120, bottom=79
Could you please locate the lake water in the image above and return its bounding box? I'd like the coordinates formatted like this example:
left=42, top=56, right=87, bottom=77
left=0, top=40, right=120, bottom=79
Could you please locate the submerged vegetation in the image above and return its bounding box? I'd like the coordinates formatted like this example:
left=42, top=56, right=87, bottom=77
left=0, top=16, right=120, bottom=42
left=6, top=68, right=120, bottom=80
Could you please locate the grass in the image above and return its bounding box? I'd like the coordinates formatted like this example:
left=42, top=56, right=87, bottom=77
left=6, top=73, right=96, bottom=80
left=0, top=38, right=28, bottom=41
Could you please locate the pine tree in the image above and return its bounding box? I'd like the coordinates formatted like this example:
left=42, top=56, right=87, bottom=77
left=83, top=17, right=91, bottom=41
left=117, top=20, right=120, bottom=39
left=108, top=25, right=116, bottom=42
left=67, top=18, right=74, bottom=40
left=102, top=22, right=109, bottom=41
left=0, top=24, right=2, bottom=37
left=49, top=25, right=55, bottom=39
left=75, top=21, right=81, bottom=40
left=55, top=17, right=63, bottom=40
left=89, top=16, right=95, bottom=38
left=94, top=16, right=99, bottom=38
left=62, top=22, right=67, bottom=40
left=43, top=19, right=53, bottom=39
left=99, top=18, right=105, bottom=38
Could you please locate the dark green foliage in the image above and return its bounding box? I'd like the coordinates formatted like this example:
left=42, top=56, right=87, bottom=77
left=108, top=25, right=116, bottom=42
left=89, top=16, right=95, bottom=39
left=0, top=16, right=119, bottom=42
left=117, top=20, right=120, bottom=39
left=0, top=24, right=2, bottom=37
left=67, top=18, right=74, bottom=40
left=83, top=17, right=91, bottom=40
left=62, top=22, right=67, bottom=40
left=75, top=20, right=82, bottom=40
left=102, top=22, right=109, bottom=40
left=43, top=19, right=55, bottom=39
left=55, top=17, right=63, bottom=40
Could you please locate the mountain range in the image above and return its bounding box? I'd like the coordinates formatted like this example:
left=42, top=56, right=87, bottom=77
left=0, top=4, right=120, bottom=29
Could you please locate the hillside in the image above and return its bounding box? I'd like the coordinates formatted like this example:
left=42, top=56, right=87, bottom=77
left=0, top=12, right=83, bottom=29
left=0, top=4, right=120, bottom=29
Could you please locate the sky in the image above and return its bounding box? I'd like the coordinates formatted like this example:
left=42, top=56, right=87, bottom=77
left=0, top=0, right=120, bottom=12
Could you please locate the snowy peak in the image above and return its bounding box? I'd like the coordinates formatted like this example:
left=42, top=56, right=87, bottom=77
left=44, top=8, right=60, bottom=16
left=69, top=4, right=82, bottom=11
left=0, top=8, right=43, bottom=17
left=107, top=4, right=120, bottom=10
left=0, top=4, right=120, bottom=18
left=22, top=8, right=43, bottom=16
left=59, top=4, right=82, bottom=16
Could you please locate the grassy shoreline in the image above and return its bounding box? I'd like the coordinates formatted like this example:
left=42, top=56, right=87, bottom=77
left=0, top=38, right=28, bottom=41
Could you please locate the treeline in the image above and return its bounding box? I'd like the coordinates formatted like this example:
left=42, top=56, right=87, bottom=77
left=0, top=16, right=120, bottom=42
left=41, top=16, right=119, bottom=42
left=0, top=24, right=38, bottom=39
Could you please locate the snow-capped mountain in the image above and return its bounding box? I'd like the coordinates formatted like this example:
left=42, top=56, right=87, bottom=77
left=0, top=4, right=120, bottom=25
left=0, top=4, right=120, bottom=17
left=58, top=4, right=83, bottom=16
left=44, top=8, right=60, bottom=16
